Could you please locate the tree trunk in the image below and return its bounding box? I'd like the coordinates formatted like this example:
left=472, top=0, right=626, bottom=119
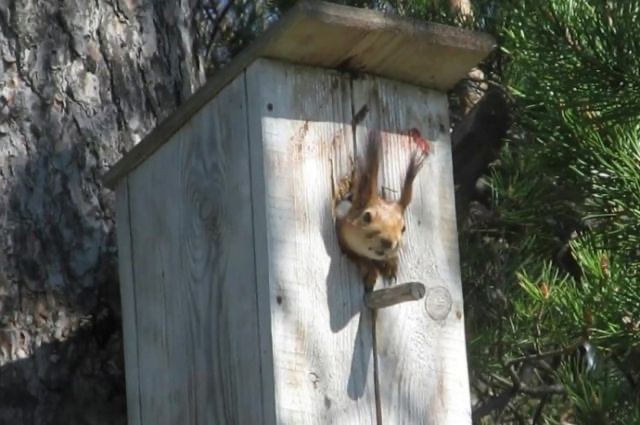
left=448, top=0, right=472, bottom=16
left=0, top=1, right=203, bottom=423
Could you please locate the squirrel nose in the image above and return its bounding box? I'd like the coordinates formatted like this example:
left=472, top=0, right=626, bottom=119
left=380, top=238, right=393, bottom=250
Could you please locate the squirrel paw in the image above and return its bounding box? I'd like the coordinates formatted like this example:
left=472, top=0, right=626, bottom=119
left=379, top=257, right=398, bottom=281
left=357, top=261, right=379, bottom=290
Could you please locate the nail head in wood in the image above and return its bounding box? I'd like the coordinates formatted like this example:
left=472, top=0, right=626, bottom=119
left=364, top=282, right=427, bottom=310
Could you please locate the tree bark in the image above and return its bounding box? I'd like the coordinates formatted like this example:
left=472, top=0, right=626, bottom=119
left=0, top=1, right=203, bottom=423
left=452, top=86, right=510, bottom=222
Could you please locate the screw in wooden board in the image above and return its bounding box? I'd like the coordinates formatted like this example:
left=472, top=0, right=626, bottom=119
left=425, top=286, right=452, bottom=320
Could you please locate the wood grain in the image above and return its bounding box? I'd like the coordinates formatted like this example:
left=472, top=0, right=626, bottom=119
left=352, top=75, right=472, bottom=424
left=246, top=58, right=377, bottom=424
left=104, top=0, right=494, bottom=188
left=364, top=282, right=426, bottom=310
left=125, top=76, right=267, bottom=424
left=128, top=130, right=178, bottom=425
left=114, top=179, right=142, bottom=425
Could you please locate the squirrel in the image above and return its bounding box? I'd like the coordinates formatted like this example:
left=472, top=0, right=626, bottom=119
left=335, top=130, right=429, bottom=290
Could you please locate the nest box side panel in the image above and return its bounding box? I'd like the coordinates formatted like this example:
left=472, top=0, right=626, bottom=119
left=352, top=76, right=472, bottom=424
left=246, top=58, right=377, bottom=424
left=115, top=180, right=142, bottom=425
left=124, top=76, right=266, bottom=425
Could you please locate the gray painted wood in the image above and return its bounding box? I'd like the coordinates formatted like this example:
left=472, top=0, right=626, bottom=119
left=115, top=180, right=142, bottom=425
left=104, top=0, right=495, bottom=188
left=246, top=58, right=377, bottom=424
left=126, top=76, right=266, bottom=424
left=128, top=115, right=187, bottom=425
left=352, top=75, right=472, bottom=424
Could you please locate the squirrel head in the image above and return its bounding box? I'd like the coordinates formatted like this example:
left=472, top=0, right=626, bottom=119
left=336, top=132, right=427, bottom=262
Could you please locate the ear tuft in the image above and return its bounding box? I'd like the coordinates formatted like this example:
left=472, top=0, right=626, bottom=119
left=352, top=132, right=381, bottom=209
left=398, top=148, right=428, bottom=210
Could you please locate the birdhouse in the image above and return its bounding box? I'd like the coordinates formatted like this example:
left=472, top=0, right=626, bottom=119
left=104, top=2, right=494, bottom=424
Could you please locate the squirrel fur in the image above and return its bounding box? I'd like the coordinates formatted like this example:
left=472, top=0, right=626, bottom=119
left=335, top=131, right=428, bottom=290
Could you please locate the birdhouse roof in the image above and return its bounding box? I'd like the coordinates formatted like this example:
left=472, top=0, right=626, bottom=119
left=104, top=0, right=495, bottom=187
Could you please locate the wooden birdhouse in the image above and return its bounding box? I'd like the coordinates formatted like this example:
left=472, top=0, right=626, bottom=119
left=104, top=2, right=494, bottom=424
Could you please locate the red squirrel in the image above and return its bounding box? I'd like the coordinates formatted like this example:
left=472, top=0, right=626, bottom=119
left=335, top=131, right=429, bottom=290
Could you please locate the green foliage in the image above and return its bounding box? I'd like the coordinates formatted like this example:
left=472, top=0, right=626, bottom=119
left=461, top=0, right=640, bottom=422
left=505, top=1, right=640, bottom=125
left=556, top=356, right=640, bottom=425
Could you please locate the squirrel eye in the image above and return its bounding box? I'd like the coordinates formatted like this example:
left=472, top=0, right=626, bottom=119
left=402, top=225, right=406, bottom=233
left=362, top=211, right=372, bottom=224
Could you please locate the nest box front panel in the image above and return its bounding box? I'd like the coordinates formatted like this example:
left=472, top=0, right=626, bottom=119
left=352, top=77, right=471, bottom=424
left=246, top=58, right=378, bottom=424
left=247, top=57, right=470, bottom=424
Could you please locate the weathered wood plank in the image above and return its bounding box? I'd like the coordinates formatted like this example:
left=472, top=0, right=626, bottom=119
left=128, top=136, right=178, bottom=425
left=127, top=76, right=266, bottom=424
left=114, top=180, right=142, bottom=425
left=244, top=72, right=278, bottom=425
left=352, top=75, right=472, bottom=424
left=104, top=0, right=494, bottom=189
left=364, top=282, right=426, bottom=310
left=246, top=58, right=377, bottom=424
left=261, top=1, right=494, bottom=91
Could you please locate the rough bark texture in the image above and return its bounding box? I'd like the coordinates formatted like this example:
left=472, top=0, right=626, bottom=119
left=0, top=1, right=203, bottom=423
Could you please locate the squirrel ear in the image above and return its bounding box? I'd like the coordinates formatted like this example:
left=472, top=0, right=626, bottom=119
left=352, top=132, right=380, bottom=209
left=398, top=151, right=426, bottom=211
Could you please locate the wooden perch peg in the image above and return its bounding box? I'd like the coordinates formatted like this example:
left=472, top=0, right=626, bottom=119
left=364, top=282, right=426, bottom=310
